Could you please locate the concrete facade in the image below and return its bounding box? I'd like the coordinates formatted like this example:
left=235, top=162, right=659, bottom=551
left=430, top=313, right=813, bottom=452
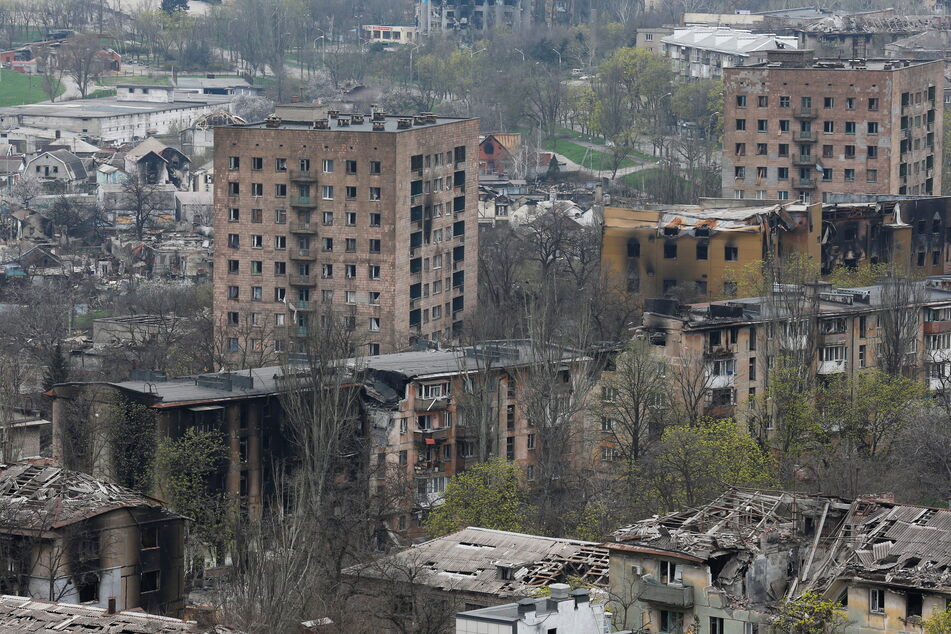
left=212, top=113, right=479, bottom=361
left=722, top=52, right=943, bottom=202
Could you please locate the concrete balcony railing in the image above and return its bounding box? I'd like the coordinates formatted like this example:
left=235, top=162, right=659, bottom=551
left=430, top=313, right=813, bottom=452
left=633, top=580, right=695, bottom=608
left=793, top=107, right=817, bottom=119
left=290, top=170, right=317, bottom=182
left=928, top=349, right=951, bottom=363
left=290, top=222, right=317, bottom=234
left=793, top=177, right=816, bottom=189
left=793, top=154, right=815, bottom=166
left=818, top=359, right=846, bottom=374
left=288, top=274, right=314, bottom=286
left=794, top=130, right=817, bottom=142
left=291, top=196, right=317, bottom=208
left=290, top=248, right=315, bottom=261
left=707, top=374, right=736, bottom=389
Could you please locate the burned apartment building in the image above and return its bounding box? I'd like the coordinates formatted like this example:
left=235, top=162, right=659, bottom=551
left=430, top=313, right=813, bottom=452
left=48, top=340, right=602, bottom=537
left=343, top=526, right=608, bottom=630
left=362, top=341, right=608, bottom=538
left=607, top=488, right=951, bottom=633
left=601, top=201, right=822, bottom=300
left=49, top=368, right=297, bottom=521
left=722, top=50, right=942, bottom=201
left=638, top=276, right=951, bottom=420
left=603, top=197, right=951, bottom=300
left=0, top=462, right=186, bottom=617
left=213, top=111, right=479, bottom=363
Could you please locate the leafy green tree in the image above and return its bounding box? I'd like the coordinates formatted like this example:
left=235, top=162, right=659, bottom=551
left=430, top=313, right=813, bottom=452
left=424, top=459, right=528, bottom=537
left=641, top=418, right=775, bottom=511
left=925, top=605, right=951, bottom=633
left=670, top=78, right=722, bottom=139
left=773, top=591, right=848, bottom=634
left=155, top=427, right=232, bottom=564
left=595, top=47, right=673, bottom=141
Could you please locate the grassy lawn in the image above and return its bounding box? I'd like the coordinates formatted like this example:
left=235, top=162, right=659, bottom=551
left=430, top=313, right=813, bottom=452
left=622, top=167, right=692, bottom=191
left=0, top=70, right=62, bottom=106
left=99, top=75, right=172, bottom=86
left=542, top=138, right=640, bottom=171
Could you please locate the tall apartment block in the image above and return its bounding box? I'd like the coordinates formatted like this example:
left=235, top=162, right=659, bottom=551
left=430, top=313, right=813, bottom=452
left=213, top=112, right=480, bottom=361
left=722, top=50, right=943, bottom=203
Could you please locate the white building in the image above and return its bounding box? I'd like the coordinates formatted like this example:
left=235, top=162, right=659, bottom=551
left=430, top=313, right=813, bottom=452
left=661, top=27, right=798, bottom=79
left=0, top=86, right=235, bottom=144
left=455, top=584, right=612, bottom=634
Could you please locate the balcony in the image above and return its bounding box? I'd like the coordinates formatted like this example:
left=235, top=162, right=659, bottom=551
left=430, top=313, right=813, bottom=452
left=289, top=274, right=314, bottom=285
left=416, top=490, right=444, bottom=508
left=414, top=426, right=451, bottom=442
left=290, top=222, right=317, bottom=234
left=291, top=197, right=317, bottom=208
left=929, top=348, right=951, bottom=363
left=633, top=580, right=694, bottom=608
left=290, top=248, right=315, bottom=261
left=290, top=170, right=317, bottom=182
left=902, top=128, right=911, bottom=140
left=794, top=130, right=817, bottom=142
left=416, top=396, right=450, bottom=411
left=296, top=326, right=309, bottom=336
left=793, top=107, right=817, bottom=119
left=704, top=345, right=735, bottom=358
left=793, top=154, right=815, bottom=166
left=793, top=177, right=816, bottom=189
left=414, top=459, right=448, bottom=475
left=707, top=374, right=736, bottom=389
left=295, top=300, right=313, bottom=311
left=930, top=377, right=948, bottom=392
left=818, top=359, right=846, bottom=374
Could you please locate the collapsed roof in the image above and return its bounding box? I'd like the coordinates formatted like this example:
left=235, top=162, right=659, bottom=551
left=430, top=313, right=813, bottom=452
left=0, top=594, right=197, bottom=633
left=806, top=497, right=951, bottom=594
left=0, top=463, right=175, bottom=534
left=344, top=527, right=609, bottom=597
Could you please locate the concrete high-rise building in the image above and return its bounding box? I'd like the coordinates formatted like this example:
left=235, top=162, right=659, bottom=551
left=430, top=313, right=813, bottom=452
left=722, top=50, right=942, bottom=203
left=213, top=111, right=479, bottom=362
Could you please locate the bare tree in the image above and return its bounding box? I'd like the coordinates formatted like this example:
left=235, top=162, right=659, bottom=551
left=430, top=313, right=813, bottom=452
left=58, top=34, right=105, bottom=99
left=32, top=43, right=63, bottom=103
left=9, top=175, right=42, bottom=210
left=121, top=174, right=161, bottom=241
left=878, top=272, right=923, bottom=377
left=599, top=337, right=670, bottom=464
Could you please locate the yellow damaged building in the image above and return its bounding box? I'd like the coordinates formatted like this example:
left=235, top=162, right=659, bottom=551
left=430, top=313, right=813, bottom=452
left=601, top=200, right=822, bottom=299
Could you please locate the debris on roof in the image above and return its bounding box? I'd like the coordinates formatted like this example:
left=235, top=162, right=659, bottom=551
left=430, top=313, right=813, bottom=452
left=806, top=497, right=951, bottom=593
left=0, top=594, right=197, bottom=633
left=0, top=463, right=171, bottom=532
left=344, top=527, right=609, bottom=597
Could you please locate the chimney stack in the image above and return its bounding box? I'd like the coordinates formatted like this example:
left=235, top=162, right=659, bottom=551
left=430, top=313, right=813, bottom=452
left=516, top=598, right=536, bottom=617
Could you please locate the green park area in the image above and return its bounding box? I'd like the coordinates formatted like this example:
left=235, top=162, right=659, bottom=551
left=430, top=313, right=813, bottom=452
left=0, top=69, right=63, bottom=106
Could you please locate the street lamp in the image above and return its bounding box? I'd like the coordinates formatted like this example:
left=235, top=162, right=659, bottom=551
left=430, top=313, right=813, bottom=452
left=313, top=36, right=325, bottom=65
left=551, top=48, right=562, bottom=66
left=409, top=44, right=421, bottom=84
left=514, top=47, right=525, bottom=62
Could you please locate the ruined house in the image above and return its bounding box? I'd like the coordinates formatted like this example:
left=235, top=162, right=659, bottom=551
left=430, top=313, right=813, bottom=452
left=344, top=526, right=609, bottom=630
left=607, top=489, right=850, bottom=633
left=0, top=594, right=198, bottom=633
left=608, top=489, right=951, bottom=633
left=0, top=462, right=186, bottom=617
left=122, top=138, right=190, bottom=188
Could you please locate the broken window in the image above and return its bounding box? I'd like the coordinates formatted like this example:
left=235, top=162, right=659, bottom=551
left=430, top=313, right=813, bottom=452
left=660, top=610, right=683, bottom=633
left=869, top=588, right=884, bottom=614
left=659, top=560, right=681, bottom=585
